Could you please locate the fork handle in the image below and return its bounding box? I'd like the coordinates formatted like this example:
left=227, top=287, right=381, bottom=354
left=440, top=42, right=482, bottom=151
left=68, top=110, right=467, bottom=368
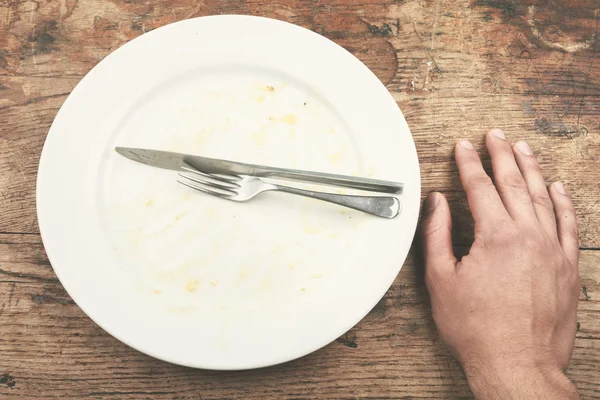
left=270, top=184, right=401, bottom=219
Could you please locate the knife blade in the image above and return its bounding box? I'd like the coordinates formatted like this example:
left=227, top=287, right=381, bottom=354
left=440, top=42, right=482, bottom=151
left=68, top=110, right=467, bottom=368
left=115, top=147, right=403, bottom=194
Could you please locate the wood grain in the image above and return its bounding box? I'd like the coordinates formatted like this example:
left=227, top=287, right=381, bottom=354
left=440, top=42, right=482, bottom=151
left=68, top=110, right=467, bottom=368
left=1, top=0, right=599, bottom=398
left=0, top=235, right=598, bottom=399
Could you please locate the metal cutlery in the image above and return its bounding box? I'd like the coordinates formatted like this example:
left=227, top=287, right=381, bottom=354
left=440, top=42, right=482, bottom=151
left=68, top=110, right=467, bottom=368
left=116, top=147, right=403, bottom=194
left=177, top=167, right=401, bottom=219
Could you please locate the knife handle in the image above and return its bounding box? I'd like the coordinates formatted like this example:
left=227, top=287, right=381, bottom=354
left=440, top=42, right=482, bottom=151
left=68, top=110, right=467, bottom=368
left=270, top=184, right=400, bottom=219
left=264, top=171, right=403, bottom=194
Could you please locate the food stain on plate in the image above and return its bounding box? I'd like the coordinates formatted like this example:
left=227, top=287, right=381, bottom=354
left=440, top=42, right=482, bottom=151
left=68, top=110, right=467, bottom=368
left=268, top=113, right=297, bottom=125
left=185, top=280, right=199, bottom=292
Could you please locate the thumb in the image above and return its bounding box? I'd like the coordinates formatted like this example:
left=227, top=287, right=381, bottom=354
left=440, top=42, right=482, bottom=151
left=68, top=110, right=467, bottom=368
left=422, top=192, right=456, bottom=277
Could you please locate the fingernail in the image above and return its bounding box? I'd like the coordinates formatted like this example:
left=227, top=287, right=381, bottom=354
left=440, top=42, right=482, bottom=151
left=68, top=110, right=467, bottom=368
left=427, top=192, right=440, bottom=211
left=491, top=128, right=506, bottom=140
left=515, top=141, right=533, bottom=155
left=554, top=181, right=567, bottom=195
left=459, top=140, right=473, bottom=149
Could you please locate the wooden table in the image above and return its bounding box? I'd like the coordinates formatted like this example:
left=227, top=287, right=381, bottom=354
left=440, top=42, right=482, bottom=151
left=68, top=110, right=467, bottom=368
left=1, top=1, right=598, bottom=398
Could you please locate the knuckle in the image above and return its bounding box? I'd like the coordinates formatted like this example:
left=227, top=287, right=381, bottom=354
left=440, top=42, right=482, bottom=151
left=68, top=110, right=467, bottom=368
left=538, top=206, right=557, bottom=223
left=466, top=173, right=493, bottom=189
left=423, top=221, right=446, bottom=238
left=497, top=172, right=528, bottom=193
left=555, top=193, right=576, bottom=214
left=561, top=201, right=576, bottom=216
left=530, top=191, right=553, bottom=212
left=558, top=215, right=580, bottom=243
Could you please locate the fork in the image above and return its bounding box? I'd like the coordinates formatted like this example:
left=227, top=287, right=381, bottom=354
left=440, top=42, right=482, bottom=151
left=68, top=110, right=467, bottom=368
left=177, top=167, right=400, bottom=219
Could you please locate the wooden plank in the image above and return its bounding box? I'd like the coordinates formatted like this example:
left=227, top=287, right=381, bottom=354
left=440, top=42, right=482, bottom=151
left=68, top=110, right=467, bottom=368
left=1, top=0, right=599, bottom=245
left=0, top=95, right=66, bottom=234
left=1, top=0, right=599, bottom=397
left=0, top=234, right=598, bottom=399
left=0, top=234, right=56, bottom=283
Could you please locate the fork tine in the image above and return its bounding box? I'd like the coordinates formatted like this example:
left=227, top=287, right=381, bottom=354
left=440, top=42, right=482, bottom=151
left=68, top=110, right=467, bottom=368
left=210, top=173, right=243, bottom=182
left=178, top=172, right=239, bottom=194
left=177, top=178, right=233, bottom=199
left=179, top=167, right=240, bottom=188
left=181, top=165, right=242, bottom=182
left=178, top=173, right=238, bottom=195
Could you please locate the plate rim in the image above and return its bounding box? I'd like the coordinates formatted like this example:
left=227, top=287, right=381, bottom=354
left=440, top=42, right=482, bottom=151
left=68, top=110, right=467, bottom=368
left=36, top=14, right=421, bottom=370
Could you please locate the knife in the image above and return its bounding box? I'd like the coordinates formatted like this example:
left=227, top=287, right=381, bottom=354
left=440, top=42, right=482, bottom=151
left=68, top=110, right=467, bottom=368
left=115, top=147, right=403, bottom=194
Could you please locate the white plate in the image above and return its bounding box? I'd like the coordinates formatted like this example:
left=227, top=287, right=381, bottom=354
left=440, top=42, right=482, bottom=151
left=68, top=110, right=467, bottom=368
left=37, top=15, right=420, bottom=370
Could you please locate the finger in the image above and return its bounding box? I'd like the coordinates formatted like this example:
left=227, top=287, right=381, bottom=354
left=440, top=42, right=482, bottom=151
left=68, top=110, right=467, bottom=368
left=549, top=182, right=579, bottom=267
left=512, top=141, right=557, bottom=236
left=422, top=193, right=457, bottom=290
left=486, top=129, right=536, bottom=222
left=455, top=140, right=509, bottom=226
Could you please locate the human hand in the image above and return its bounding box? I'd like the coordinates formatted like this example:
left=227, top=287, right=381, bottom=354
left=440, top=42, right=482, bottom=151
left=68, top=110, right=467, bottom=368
left=422, top=129, right=580, bottom=399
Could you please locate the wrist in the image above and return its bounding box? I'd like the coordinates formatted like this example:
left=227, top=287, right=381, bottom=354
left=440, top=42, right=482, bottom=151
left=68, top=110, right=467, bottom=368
left=464, top=361, right=578, bottom=400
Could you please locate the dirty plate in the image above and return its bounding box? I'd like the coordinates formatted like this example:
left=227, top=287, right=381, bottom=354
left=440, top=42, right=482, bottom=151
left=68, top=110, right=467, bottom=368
left=37, top=15, right=420, bottom=369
